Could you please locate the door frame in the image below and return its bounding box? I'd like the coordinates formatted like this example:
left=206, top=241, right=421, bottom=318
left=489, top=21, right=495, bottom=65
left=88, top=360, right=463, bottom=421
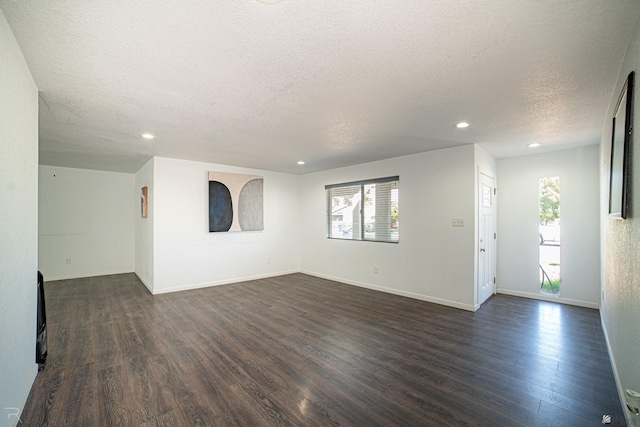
left=476, top=171, right=497, bottom=308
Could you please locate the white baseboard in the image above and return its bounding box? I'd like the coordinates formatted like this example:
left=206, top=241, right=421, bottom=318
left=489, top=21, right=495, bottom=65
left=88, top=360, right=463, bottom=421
left=43, top=269, right=134, bottom=282
left=300, top=270, right=476, bottom=312
left=136, top=274, right=154, bottom=294
left=151, top=270, right=300, bottom=295
left=9, top=363, right=38, bottom=427
left=497, top=288, right=599, bottom=309
left=600, top=312, right=631, bottom=426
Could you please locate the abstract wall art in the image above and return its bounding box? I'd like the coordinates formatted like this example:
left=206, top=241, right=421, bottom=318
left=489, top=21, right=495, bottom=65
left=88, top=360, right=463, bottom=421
left=208, top=171, right=263, bottom=232
left=141, top=186, right=148, bottom=218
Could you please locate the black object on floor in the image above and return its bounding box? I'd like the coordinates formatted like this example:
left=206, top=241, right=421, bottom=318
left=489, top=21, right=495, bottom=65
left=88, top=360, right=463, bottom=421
left=36, top=270, right=47, bottom=371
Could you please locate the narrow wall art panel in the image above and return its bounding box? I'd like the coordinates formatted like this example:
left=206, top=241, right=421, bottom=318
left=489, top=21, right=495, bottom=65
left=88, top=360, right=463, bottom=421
left=141, top=186, right=148, bottom=218
left=208, top=171, right=263, bottom=232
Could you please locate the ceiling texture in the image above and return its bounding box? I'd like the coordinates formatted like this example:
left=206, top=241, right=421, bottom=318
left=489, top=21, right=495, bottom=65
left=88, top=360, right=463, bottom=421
left=1, top=0, right=640, bottom=174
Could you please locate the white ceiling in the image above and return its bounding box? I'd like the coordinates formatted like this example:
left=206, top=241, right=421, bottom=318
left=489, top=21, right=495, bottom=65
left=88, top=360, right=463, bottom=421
left=2, top=1, right=639, bottom=174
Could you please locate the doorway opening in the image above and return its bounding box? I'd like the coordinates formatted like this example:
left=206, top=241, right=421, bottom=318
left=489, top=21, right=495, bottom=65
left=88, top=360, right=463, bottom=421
left=539, top=177, right=560, bottom=295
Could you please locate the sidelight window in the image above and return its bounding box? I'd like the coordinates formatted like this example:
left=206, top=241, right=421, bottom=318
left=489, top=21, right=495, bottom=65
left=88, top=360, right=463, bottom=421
left=539, top=176, right=560, bottom=294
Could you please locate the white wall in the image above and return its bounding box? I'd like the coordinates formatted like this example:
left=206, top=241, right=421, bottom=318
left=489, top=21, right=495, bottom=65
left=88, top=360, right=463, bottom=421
left=496, top=145, right=601, bottom=307
left=38, top=166, right=135, bottom=281
left=152, top=157, right=300, bottom=293
left=299, top=145, right=477, bottom=311
left=600, top=14, right=640, bottom=427
left=135, top=158, right=154, bottom=292
left=0, top=9, right=39, bottom=427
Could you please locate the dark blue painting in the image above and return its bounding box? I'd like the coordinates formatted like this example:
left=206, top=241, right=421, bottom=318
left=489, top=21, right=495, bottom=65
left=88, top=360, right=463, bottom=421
left=209, top=181, right=233, bottom=232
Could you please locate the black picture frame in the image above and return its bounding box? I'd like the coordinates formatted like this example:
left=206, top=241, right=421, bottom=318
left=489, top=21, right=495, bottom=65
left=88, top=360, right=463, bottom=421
left=609, top=71, right=634, bottom=219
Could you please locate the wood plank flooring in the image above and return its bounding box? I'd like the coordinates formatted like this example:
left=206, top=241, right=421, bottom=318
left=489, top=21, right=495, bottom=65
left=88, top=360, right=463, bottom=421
left=21, top=273, right=625, bottom=426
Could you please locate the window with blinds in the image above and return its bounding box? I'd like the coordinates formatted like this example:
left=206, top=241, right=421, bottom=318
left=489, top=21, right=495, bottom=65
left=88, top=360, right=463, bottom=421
left=326, top=176, right=399, bottom=243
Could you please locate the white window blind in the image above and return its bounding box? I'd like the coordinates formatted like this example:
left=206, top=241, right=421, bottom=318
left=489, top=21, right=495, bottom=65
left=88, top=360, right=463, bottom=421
left=326, top=176, right=399, bottom=243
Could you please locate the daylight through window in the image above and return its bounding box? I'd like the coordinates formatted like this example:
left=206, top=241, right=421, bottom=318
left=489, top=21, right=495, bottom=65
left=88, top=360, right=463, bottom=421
left=539, top=176, right=560, bottom=295
left=326, top=176, right=399, bottom=243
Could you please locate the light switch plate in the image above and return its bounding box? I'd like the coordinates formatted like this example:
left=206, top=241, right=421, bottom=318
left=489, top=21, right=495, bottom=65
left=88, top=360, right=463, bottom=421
left=452, top=218, right=464, bottom=227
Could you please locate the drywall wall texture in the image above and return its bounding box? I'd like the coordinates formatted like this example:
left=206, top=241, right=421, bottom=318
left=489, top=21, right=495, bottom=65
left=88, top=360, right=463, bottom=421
left=600, top=14, right=640, bottom=426
left=151, top=157, right=300, bottom=293
left=0, top=9, right=39, bottom=427
left=299, top=145, right=477, bottom=311
left=496, top=145, right=601, bottom=307
left=38, top=166, right=135, bottom=281
left=135, top=158, right=154, bottom=292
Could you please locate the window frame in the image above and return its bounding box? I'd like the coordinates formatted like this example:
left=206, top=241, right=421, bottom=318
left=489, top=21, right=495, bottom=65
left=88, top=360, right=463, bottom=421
left=325, top=176, right=399, bottom=243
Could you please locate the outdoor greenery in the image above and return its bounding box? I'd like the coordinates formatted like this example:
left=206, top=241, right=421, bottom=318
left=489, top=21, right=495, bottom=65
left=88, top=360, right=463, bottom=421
left=539, top=177, right=560, bottom=224
left=541, top=278, right=561, bottom=294
left=539, top=176, right=561, bottom=294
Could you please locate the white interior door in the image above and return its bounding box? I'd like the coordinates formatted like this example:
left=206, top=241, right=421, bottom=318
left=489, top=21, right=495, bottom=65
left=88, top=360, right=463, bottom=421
left=478, top=173, right=496, bottom=306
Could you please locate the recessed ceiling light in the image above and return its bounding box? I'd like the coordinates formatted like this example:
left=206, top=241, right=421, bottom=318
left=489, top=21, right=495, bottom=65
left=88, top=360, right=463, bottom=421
left=528, top=143, right=541, bottom=148
left=297, top=161, right=305, bottom=165
left=456, top=122, right=470, bottom=129
left=141, top=133, right=155, bottom=139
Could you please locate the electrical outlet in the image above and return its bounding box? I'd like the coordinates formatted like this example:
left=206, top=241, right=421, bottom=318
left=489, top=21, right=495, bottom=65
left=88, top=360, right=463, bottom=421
left=267, top=257, right=271, bottom=264
left=452, top=218, right=464, bottom=227
left=65, top=257, right=71, bottom=265
left=373, top=266, right=379, bottom=274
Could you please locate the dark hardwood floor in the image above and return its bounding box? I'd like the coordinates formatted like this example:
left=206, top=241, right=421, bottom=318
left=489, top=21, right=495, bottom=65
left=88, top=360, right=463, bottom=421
left=22, top=273, right=625, bottom=426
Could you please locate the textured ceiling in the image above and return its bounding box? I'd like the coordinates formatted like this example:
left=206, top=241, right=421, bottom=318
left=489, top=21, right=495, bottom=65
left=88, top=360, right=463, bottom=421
left=1, top=0, right=639, bottom=174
